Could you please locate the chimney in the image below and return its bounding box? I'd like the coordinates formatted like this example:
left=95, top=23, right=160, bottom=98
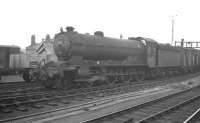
left=94, top=31, right=104, bottom=37
left=45, top=34, right=51, bottom=42
left=60, top=27, right=64, bottom=33
left=181, top=39, right=184, bottom=47
left=31, top=35, right=36, bottom=45
left=66, top=26, right=75, bottom=32
left=120, top=34, right=123, bottom=39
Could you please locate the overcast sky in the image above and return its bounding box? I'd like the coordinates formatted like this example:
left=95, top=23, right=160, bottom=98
left=0, top=0, right=200, bottom=48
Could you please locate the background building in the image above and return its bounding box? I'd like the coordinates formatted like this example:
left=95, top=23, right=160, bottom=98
left=25, top=34, right=57, bottom=67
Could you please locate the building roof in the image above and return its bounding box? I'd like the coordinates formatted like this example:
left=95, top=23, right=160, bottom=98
left=26, top=43, right=41, bottom=49
left=0, top=45, right=20, bottom=48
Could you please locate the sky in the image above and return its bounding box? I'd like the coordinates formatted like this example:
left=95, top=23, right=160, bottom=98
left=0, top=0, right=200, bottom=48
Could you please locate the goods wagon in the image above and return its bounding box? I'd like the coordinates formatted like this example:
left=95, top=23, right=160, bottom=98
left=0, top=45, right=20, bottom=75
left=182, top=48, right=199, bottom=72
left=9, top=53, right=43, bottom=71
left=9, top=53, right=30, bottom=70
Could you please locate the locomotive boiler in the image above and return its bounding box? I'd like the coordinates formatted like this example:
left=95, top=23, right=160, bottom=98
left=54, top=27, right=146, bottom=64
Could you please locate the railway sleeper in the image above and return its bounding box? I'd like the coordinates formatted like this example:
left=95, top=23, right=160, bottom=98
left=59, top=100, right=71, bottom=104
left=0, top=100, right=23, bottom=108
left=0, top=93, right=49, bottom=103
left=15, top=105, right=29, bottom=112
left=112, top=116, right=134, bottom=123
left=31, top=104, right=44, bottom=109
left=0, top=97, right=60, bottom=112
left=46, top=101, right=58, bottom=106
left=4, top=98, right=49, bottom=107
left=30, top=97, right=51, bottom=103
left=0, top=106, right=13, bottom=113
left=0, top=97, right=17, bottom=103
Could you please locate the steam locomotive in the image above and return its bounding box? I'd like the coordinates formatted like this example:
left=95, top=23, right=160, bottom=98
left=36, top=26, right=200, bottom=88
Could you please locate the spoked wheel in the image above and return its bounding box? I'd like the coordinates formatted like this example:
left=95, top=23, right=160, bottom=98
left=23, top=69, right=32, bottom=83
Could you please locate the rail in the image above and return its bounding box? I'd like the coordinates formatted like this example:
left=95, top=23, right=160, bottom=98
left=183, top=107, right=200, bottom=123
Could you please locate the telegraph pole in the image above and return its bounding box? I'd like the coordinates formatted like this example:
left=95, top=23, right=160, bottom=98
left=172, top=18, right=174, bottom=45
left=171, top=15, right=177, bottom=45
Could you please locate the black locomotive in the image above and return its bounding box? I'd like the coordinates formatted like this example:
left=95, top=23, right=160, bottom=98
left=36, top=26, right=200, bottom=88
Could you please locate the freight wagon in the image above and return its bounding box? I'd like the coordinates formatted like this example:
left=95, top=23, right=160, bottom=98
left=9, top=53, right=39, bottom=72
left=0, top=45, right=20, bottom=75
left=0, top=45, right=42, bottom=81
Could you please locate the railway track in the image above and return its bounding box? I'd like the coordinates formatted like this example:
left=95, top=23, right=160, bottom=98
left=136, top=92, right=200, bottom=123
left=0, top=80, right=167, bottom=121
left=0, top=82, right=43, bottom=94
left=86, top=85, right=200, bottom=123
left=0, top=72, right=200, bottom=122
left=0, top=85, right=172, bottom=123
left=6, top=77, right=199, bottom=123
left=0, top=72, right=196, bottom=114
left=183, top=107, right=200, bottom=123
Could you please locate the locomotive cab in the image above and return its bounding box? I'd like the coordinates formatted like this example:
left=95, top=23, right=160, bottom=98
left=132, top=37, right=158, bottom=68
